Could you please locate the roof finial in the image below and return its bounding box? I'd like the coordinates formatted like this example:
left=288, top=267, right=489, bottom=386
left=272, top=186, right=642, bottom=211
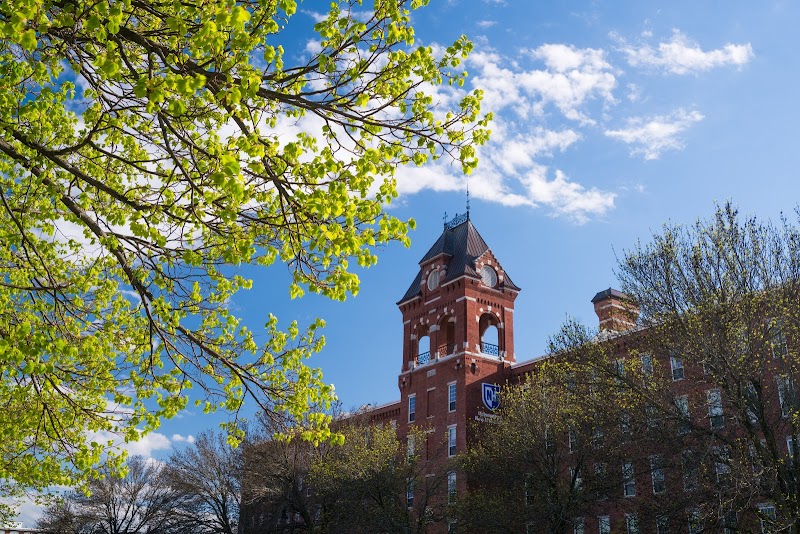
left=466, top=179, right=470, bottom=219
left=442, top=211, right=448, bottom=229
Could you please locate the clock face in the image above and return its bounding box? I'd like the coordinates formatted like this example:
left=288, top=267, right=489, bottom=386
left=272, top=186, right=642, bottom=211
left=427, top=270, right=440, bottom=291
left=481, top=265, right=498, bottom=287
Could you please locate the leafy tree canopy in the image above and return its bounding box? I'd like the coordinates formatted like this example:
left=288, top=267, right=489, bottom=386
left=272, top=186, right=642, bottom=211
left=0, top=0, right=490, bottom=514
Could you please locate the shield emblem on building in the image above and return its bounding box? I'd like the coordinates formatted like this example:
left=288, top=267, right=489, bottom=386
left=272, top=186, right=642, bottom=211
left=482, top=383, right=500, bottom=411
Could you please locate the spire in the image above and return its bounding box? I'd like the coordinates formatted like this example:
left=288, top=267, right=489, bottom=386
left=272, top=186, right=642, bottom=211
left=466, top=179, right=470, bottom=218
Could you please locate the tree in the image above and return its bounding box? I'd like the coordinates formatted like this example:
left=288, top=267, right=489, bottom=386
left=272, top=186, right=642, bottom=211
left=310, top=417, right=450, bottom=534
left=238, top=413, right=450, bottom=534
left=36, top=455, right=178, bottom=534
left=162, top=431, right=242, bottom=534
left=617, top=203, right=800, bottom=531
left=456, top=330, right=638, bottom=533
left=0, top=0, right=490, bottom=507
left=238, top=421, right=318, bottom=533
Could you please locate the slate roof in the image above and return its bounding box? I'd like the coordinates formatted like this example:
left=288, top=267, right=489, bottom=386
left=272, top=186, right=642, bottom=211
left=591, top=288, right=630, bottom=303
left=398, top=218, right=520, bottom=303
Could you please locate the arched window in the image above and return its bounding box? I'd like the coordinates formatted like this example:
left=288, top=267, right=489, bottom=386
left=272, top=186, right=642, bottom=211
left=437, top=316, right=456, bottom=357
left=479, top=313, right=500, bottom=357
left=418, top=333, right=431, bottom=364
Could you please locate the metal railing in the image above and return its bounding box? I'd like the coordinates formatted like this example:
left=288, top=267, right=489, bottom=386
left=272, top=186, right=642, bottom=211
left=481, top=342, right=499, bottom=356
left=437, top=344, right=455, bottom=358
left=417, top=351, right=430, bottom=365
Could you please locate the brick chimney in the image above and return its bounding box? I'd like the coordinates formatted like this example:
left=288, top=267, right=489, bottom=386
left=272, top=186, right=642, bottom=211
left=591, top=288, right=639, bottom=332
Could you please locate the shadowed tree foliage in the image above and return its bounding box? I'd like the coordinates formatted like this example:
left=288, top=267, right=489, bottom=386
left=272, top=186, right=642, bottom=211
left=0, top=0, right=491, bottom=516
left=617, top=202, right=800, bottom=531
left=238, top=413, right=451, bottom=534
left=309, top=420, right=451, bottom=534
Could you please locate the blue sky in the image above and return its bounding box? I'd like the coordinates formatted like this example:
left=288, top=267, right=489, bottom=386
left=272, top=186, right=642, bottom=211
left=13, top=0, right=800, bottom=525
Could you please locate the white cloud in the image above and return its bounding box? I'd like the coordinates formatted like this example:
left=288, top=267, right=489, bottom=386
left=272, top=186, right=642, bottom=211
left=626, top=83, right=641, bottom=102
left=171, top=433, right=196, bottom=444
left=604, top=108, right=704, bottom=160
left=470, top=44, right=617, bottom=124
left=614, top=29, right=754, bottom=75
left=300, top=10, right=327, bottom=23
left=89, top=429, right=173, bottom=458
left=10, top=498, right=46, bottom=528
left=519, top=165, right=616, bottom=223
left=477, top=20, right=497, bottom=28
left=395, top=126, right=615, bottom=223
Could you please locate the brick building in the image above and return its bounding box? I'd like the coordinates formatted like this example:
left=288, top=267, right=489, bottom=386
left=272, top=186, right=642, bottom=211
left=240, top=213, right=796, bottom=533
left=361, top=214, right=650, bottom=531
left=362, top=214, right=797, bottom=534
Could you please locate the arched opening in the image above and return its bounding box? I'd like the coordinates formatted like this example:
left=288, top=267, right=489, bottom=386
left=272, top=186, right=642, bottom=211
left=437, top=316, right=456, bottom=358
left=479, top=313, right=500, bottom=357
left=417, top=332, right=431, bottom=364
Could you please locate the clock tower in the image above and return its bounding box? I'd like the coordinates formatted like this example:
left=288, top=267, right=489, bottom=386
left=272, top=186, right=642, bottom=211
left=395, top=213, right=520, bottom=474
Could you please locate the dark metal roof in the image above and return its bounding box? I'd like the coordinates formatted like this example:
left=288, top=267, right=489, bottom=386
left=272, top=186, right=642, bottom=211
left=591, top=288, right=630, bottom=303
left=398, top=218, right=520, bottom=303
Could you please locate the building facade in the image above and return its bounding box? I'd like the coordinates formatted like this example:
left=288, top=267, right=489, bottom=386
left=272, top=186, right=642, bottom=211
left=363, top=214, right=797, bottom=534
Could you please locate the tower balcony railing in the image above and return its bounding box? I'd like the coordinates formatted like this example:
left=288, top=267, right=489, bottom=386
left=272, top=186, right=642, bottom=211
left=437, top=344, right=455, bottom=358
left=417, top=344, right=457, bottom=366
left=481, top=342, right=499, bottom=357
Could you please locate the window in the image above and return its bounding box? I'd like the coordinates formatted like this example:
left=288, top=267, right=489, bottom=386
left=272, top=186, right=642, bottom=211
left=524, top=474, right=533, bottom=505
left=447, top=471, right=457, bottom=504
left=650, top=455, right=665, bottom=494
left=570, top=466, right=583, bottom=489
left=788, top=436, right=795, bottom=464
left=567, top=372, right=577, bottom=395
left=770, top=321, right=788, bottom=359
left=758, top=504, right=776, bottom=534
left=544, top=426, right=555, bottom=454
left=613, top=358, right=626, bottom=378
left=574, top=517, right=585, bottom=534
left=746, top=382, right=760, bottom=423
left=594, top=463, right=608, bottom=500
left=448, top=520, right=457, bottom=534
left=655, top=516, right=669, bottom=534
left=675, top=395, right=690, bottom=434
left=408, top=394, right=416, bottom=423
left=670, top=354, right=684, bottom=381
left=688, top=510, right=702, bottom=534
left=568, top=427, right=577, bottom=452
left=620, top=411, right=631, bottom=437
left=682, top=450, right=699, bottom=491
left=622, top=462, right=636, bottom=497
left=707, top=389, right=724, bottom=429
left=641, top=353, right=653, bottom=376
left=777, top=375, right=794, bottom=418
left=598, top=515, right=610, bottom=534
left=723, top=511, right=738, bottom=534
left=646, top=404, right=660, bottom=429
left=713, top=446, right=731, bottom=485
left=407, top=436, right=415, bottom=461
left=526, top=524, right=535, bottom=534
left=592, top=427, right=604, bottom=449
left=406, top=478, right=414, bottom=508
left=448, top=425, right=457, bottom=457
left=625, top=514, right=638, bottom=534
left=448, top=382, right=457, bottom=412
